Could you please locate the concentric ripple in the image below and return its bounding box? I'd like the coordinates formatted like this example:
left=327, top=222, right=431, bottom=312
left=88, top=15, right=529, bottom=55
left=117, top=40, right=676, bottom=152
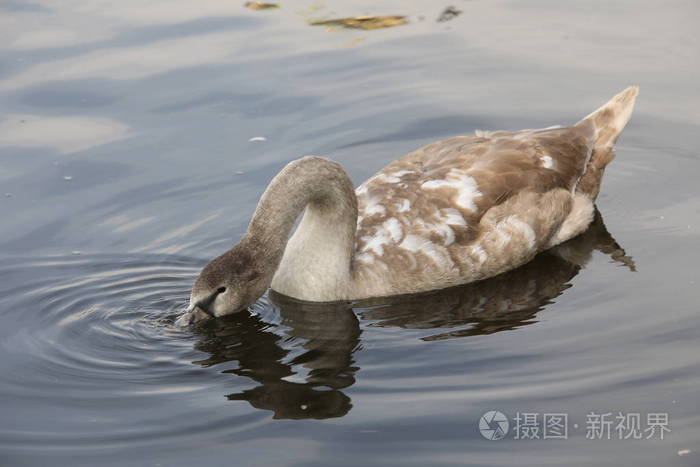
left=0, top=254, right=276, bottom=454
left=1, top=254, right=195, bottom=380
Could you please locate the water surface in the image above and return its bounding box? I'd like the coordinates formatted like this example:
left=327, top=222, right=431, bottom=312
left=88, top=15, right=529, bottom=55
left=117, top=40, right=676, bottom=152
left=1, top=1, right=699, bottom=466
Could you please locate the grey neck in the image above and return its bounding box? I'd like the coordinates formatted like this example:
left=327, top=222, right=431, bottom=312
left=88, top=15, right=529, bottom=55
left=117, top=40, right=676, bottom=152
left=241, top=156, right=358, bottom=300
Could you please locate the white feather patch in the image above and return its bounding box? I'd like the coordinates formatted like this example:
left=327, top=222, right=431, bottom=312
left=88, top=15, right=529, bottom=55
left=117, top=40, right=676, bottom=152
left=421, top=169, right=481, bottom=211
left=364, top=195, right=386, bottom=216
left=396, top=199, right=411, bottom=212
left=361, top=234, right=387, bottom=256
left=360, top=218, right=403, bottom=256
left=365, top=204, right=386, bottom=216
left=399, top=234, right=453, bottom=266
left=372, top=173, right=400, bottom=183
left=356, top=252, right=374, bottom=264
left=383, top=217, right=403, bottom=242
left=413, top=217, right=454, bottom=245
left=438, top=208, right=467, bottom=226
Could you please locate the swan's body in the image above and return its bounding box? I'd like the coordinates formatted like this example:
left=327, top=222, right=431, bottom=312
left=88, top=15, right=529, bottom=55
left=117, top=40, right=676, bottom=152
left=188, top=87, right=638, bottom=319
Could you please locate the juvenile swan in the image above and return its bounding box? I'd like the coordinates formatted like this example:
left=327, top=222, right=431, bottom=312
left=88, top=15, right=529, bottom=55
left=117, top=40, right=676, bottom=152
left=187, top=87, right=638, bottom=320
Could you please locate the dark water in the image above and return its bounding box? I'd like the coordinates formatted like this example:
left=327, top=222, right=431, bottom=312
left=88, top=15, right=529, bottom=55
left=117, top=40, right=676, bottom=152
left=1, top=1, right=699, bottom=466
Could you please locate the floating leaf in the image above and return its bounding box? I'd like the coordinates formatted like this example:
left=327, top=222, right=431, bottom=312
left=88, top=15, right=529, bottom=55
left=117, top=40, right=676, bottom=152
left=437, top=6, right=462, bottom=22
left=309, top=15, right=407, bottom=30
left=244, top=2, right=279, bottom=10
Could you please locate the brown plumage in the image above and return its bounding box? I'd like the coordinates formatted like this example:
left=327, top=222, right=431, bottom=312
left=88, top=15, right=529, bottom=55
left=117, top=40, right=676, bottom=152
left=186, top=87, right=639, bottom=320
left=351, top=86, right=639, bottom=297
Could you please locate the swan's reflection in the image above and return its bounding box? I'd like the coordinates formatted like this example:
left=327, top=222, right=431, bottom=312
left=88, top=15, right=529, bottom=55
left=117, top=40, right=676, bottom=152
left=192, top=300, right=360, bottom=419
left=190, top=211, right=633, bottom=418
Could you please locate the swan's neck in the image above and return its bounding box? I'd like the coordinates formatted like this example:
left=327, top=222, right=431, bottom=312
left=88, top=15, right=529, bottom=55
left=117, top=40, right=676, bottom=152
left=242, top=156, right=358, bottom=301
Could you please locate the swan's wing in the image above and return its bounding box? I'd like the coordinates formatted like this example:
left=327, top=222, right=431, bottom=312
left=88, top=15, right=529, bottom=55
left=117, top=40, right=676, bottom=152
left=352, top=126, right=595, bottom=296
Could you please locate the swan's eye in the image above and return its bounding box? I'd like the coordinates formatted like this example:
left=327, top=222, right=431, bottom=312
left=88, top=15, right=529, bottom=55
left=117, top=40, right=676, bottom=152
left=217, top=287, right=227, bottom=294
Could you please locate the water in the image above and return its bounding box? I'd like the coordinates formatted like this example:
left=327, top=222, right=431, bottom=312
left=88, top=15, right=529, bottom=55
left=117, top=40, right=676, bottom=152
left=1, top=1, right=699, bottom=465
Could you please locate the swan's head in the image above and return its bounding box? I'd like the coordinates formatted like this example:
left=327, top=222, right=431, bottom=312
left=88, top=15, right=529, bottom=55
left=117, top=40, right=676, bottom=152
left=186, top=246, right=267, bottom=322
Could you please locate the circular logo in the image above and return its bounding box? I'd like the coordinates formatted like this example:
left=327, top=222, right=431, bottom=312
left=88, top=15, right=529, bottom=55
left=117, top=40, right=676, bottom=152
left=479, top=410, right=509, bottom=440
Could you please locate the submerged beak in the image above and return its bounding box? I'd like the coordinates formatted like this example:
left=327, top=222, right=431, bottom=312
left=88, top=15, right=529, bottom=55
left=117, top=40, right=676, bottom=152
left=176, top=300, right=215, bottom=327
left=191, top=307, right=213, bottom=321
left=175, top=307, right=213, bottom=327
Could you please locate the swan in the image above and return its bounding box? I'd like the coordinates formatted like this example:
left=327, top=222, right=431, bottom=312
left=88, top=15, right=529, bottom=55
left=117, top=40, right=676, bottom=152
left=185, top=86, right=638, bottom=321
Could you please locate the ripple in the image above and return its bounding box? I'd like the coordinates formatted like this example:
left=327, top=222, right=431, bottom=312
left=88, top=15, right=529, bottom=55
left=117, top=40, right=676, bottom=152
left=0, top=253, right=250, bottom=452
left=0, top=255, right=198, bottom=391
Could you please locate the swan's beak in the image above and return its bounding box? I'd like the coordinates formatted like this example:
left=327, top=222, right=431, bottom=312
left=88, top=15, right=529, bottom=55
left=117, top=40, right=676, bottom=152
left=190, top=307, right=212, bottom=322
left=175, top=301, right=213, bottom=327
left=174, top=311, right=194, bottom=327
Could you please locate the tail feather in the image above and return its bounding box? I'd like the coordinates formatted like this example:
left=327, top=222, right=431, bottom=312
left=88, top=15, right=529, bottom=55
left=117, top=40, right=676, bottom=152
left=574, top=86, right=639, bottom=200
left=577, top=85, right=639, bottom=148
